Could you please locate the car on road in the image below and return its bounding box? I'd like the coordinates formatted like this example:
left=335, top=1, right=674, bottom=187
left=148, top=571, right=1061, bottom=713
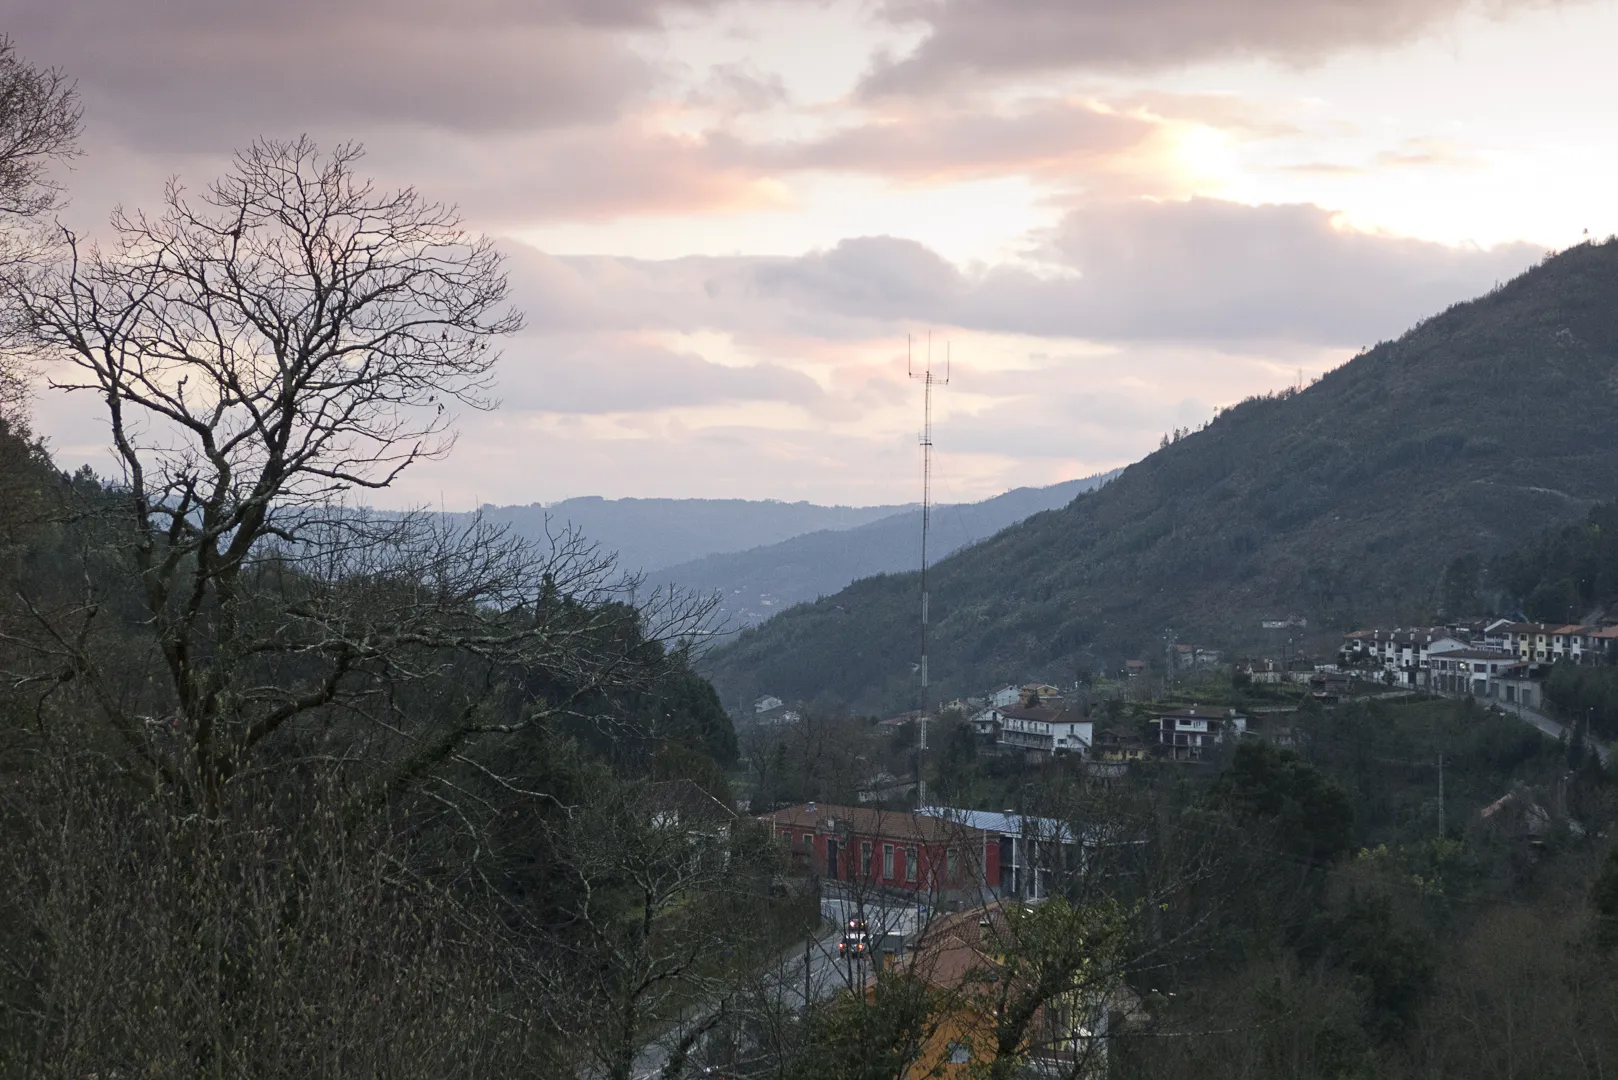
left=837, top=917, right=870, bottom=959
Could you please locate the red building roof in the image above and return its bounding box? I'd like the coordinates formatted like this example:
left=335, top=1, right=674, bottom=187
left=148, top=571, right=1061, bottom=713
left=763, top=803, right=989, bottom=845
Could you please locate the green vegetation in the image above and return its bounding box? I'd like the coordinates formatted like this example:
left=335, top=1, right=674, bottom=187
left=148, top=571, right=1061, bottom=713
left=1483, top=498, right=1618, bottom=621
left=0, top=129, right=791, bottom=1079
left=1443, top=495, right=1618, bottom=738
left=1546, top=664, right=1618, bottom=741
left=1118, top=696, right=1618, bottom=1079
left=706, top=242, right=1618, bottom=712
left=732, top=692, right=1618, bottom=1078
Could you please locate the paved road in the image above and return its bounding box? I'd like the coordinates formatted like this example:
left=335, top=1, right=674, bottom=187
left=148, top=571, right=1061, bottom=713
left=630, top=922, right=861, bottom=1080
left=1486, top=697, right=1611, bottom=764
left=1421, top=686, right=1612, bottom=764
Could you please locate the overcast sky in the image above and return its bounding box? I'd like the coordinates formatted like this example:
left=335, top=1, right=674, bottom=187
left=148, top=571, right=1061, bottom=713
left=10, top=0, right=1613, bottom=507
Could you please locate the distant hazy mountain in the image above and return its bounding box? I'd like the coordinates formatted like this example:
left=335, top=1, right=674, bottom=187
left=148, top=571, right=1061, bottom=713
left=656, top=472, right=1120, bottom=628
left=459, top=497, right=913, bottom=573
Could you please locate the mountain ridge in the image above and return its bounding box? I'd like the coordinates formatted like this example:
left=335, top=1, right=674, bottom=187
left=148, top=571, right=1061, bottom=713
left=702, top=240, right=1618, bottom=713
left=454, top=495, right=914, bottom=573
left=653, top=471, right=1121, bottom=627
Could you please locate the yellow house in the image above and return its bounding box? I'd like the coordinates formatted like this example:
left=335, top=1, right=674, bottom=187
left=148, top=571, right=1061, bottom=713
left=1093, top=725, right=1148, bottom=762
left=886, top=902, right=1127, bottom=1078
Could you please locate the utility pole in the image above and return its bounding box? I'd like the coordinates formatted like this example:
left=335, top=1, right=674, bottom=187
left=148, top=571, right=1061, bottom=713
left=910, top=333, right=948, bottom=808
left=1437, top=752, right=1445, bottom=839
left=1165, top=627, right=1176, bottom=696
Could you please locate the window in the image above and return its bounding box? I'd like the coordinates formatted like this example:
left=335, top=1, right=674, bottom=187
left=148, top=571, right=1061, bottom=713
left=947, top=848, right=959, bottom=880
left=883, top=844, right=895, bottom=878
left=802, top=832, right=814, bottom=852
left=905, top=848, right=918, bottom=882
left=860, top=841, right=873, bottom=877
left=948, top=1042, right=970, bottom=1064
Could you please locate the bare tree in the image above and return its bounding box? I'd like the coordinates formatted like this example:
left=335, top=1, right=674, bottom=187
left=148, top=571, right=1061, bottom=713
left=5, top=137, right=712, bottom=814
left=531, top=777, right=787, bottom=1080
left=0, top=37, right=79, bottom=226
left=0, top=137, right=730, bottom=1076
left=0, top=728, right=550, bottom=1079
left=0, top=35, right=79, bottom=416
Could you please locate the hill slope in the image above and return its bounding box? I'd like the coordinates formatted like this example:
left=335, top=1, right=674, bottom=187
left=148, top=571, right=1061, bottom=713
left=458, top=496, right=912, bottom=573
left=654, top=471, right=1119, bottom=627
left=703, top=240, right=1618, bottom=713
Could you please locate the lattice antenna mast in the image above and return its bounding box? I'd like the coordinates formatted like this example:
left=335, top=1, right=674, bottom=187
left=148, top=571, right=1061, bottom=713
left=909, top=332, right=949, bottom=805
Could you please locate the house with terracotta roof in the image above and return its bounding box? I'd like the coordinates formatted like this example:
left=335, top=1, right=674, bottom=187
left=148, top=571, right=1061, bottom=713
left=969, top=705, right=1004, bottom=739
left=1595, top=625, right=1618, bottom=662
left=995, top=704, right=1092, bottom=756
left=1339, top=627, right=1458, bottom=686
left=1496, top=621, right=1581, bottom=663
left=1093, top=725, right=1149, bottom=762
left=891, top=901, right=1136, bottom=1078
left=1548, top=624, right=1600, bottom=663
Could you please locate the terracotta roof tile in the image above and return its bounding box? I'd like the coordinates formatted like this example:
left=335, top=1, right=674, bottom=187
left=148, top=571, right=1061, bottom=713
left=761, top=803, right=988, bottom=844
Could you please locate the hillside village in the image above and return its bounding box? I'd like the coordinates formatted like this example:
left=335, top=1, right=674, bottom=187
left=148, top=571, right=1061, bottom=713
left=745, top=611, right=1618, bottom=789
left=752, top=681, right=1245, bottom=770
left=1340, top=619, right=1618, bottom=704
left=736, top=615, right=1618, bottom=1077
left=726, top=613, right=1618, bottom=1075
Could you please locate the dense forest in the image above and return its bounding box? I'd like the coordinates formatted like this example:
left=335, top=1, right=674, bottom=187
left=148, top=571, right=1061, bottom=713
left=1482, top=498, right=1618, bottom=622
left=1470, top=499, right=1618, bottom=740
left=704, top=242, right=1618, bottom=713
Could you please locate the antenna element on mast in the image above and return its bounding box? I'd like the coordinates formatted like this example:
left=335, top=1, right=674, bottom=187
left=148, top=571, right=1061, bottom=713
left=909, top=332, right=949, bottom=807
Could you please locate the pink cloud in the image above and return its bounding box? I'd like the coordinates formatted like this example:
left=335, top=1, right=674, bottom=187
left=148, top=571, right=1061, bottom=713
left=503, top=198, right=1540, bottom=348
left=7, top=0, right=741, bottom=146
left=863, top=0, right=1577, bottom=92
left=766, top=99, right=1156, bottom=182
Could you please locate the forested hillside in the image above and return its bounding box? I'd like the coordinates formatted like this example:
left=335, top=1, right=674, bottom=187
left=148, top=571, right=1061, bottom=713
left=1480, top=498, right=1618, bottom=622
left=0, top=134, right=786, bottom=1078
left=1466, top=498, right=1618, bottom=741
left=706, top=241, right=1618, bottom=712
left=657, top=471, right=1119, bottom=628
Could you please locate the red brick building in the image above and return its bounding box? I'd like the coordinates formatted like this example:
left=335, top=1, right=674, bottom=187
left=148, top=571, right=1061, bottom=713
left=762, top=802, right=997, bottom=895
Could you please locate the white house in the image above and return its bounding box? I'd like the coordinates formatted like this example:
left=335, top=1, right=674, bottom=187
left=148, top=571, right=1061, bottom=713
left=970, top=707, right=1004, bottom=738
left=1157, top=706, right=1247, bottom=762
left=996, top=705, right=1092, bottom=755
left=988, top=685, right=1021, bottom=708
left=1427, top=649, right=1519, bottom=696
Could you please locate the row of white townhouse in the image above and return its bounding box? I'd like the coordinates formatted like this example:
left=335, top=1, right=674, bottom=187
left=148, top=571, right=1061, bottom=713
left=1343, top=620, right=1618, bottom=680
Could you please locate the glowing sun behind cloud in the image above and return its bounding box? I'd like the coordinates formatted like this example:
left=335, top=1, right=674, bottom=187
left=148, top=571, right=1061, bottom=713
left=16, top=0, right=1616, bottom=507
